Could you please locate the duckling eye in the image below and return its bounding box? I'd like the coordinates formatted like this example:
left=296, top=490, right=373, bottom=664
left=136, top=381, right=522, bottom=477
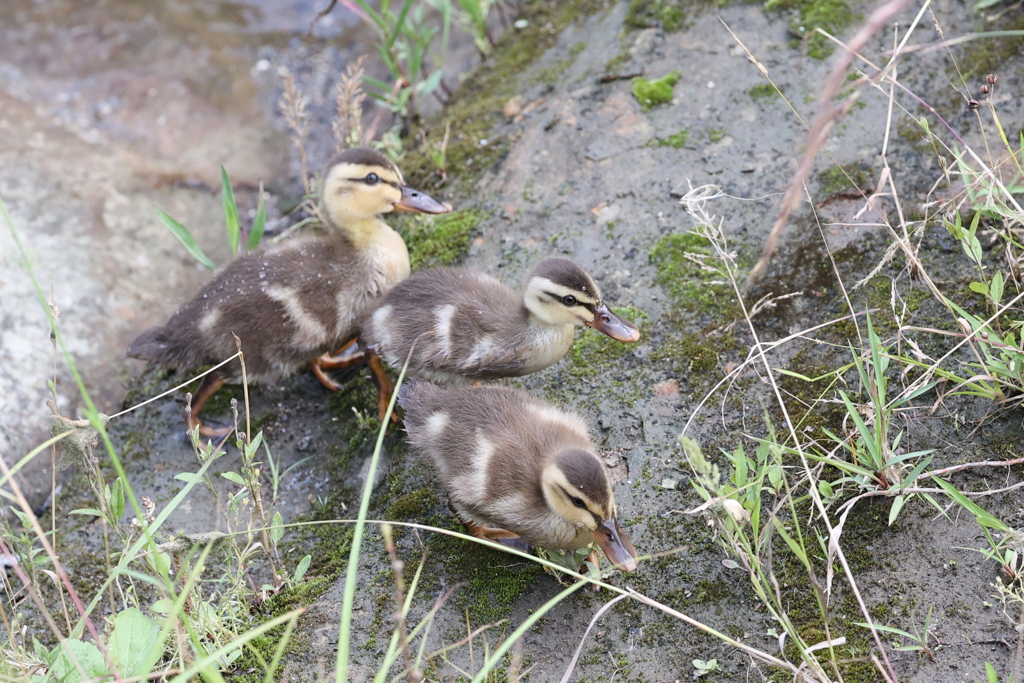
left=562, top=295, right=578, bottom=307
left=365, top=173, right=380, bottom=184
left=571, top=496, right=586, bottom=509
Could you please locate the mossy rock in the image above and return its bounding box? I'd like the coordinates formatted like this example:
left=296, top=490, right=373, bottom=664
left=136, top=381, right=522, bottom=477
left=397, top=208, right=484, bottom=269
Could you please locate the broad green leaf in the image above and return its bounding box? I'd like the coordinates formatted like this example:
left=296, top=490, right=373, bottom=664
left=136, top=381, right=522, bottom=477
left=108, top=608, right=165, bottom=679
left=174, top=473, right=198, bottom=483
left=221, top=166, right=240, bottom=257
left=985, top=661, right=998, bottom=683
left=969, top=281, right=989, bottom=296
left=247, top=182, right=266, bottom=250
left=156, top=209, right=215, bottom=270
left=49, top=639, right=108, bottom=683
left=294, top=555, right=311, bottom=583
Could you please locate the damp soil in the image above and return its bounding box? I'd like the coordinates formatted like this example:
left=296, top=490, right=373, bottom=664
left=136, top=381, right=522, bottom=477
left=7, top=0, right=1024, bottom=681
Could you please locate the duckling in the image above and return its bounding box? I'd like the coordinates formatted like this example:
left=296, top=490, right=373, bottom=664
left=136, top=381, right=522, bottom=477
left=128, top=148, right=449, bottom=436
left=401, top=381, right=638, bottom=572
left=361, top=257, right=639, bottom=383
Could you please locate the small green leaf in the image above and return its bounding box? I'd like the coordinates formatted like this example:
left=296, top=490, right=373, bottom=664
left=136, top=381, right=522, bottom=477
left=990, top=270, right=1004, bottom=305
left=888, top=494, right=905, bottom=525
left=247, top=181, right=266, bottom=250
left=221, top=471, right=246, bottom=486
left=969, top=281, right=989, bottom=296
left=156, top=208, right=215, bottom=270
left=109, top=608, right=165, bottom=679
left=150, top=599, right=174, bottom=615
left=270, top=511, right=284, bottom=545
left=221, top=166, right=240, bottom=257
left=174, top=473, right=198, bottom=483
left=985, top=661, right=999, bottom=683
left=69, top=508, right=104, bottom=517
left=818, top=480, right=834, bottom=499
left=294, top=555, right=312, bottom=583
left=109, top=477, right=125, bottom=522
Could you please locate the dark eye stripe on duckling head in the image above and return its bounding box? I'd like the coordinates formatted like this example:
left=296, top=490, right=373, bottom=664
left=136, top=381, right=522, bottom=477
left=530, top=257, right=602, bottom=299
left=552, top=448, right=612, bottom=510
left=326, top=148, right=404, bottom=186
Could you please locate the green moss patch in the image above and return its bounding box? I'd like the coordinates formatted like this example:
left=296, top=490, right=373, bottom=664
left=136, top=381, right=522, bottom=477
left=401, top=0, right=607, bottom=191
left=397, top=208, right=484, bottom=269
left=748, top=83, right=778, bottom=101
left=649, top=232, right=729, bottom=311
left=625, top=0, right=687, bottom=30
left=562, top=306, right=648, bottom=381
left=765, top=0, right=856, bottom=60
left=646, top=128, right=689, bottom=148
left=816, top=164, right=872, bottom=196
left=632, top=70, right=681, bottom=110
left=624, top=0, right=720, bottom=31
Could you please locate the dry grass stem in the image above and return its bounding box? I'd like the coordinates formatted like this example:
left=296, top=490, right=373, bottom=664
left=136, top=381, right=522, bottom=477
left=742, top=0, right=918, bottom=284
left=280, top=73, right=311, bottom=196
left=333, top=55, right=368, bottom=151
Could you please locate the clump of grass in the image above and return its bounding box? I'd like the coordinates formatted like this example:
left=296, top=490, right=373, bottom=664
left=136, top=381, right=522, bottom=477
left=632, top=70, right=681, bottom=110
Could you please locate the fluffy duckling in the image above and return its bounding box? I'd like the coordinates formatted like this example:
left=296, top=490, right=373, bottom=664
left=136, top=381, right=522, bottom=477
left=128, top=148, right=449, bottom=436
left=401, top=381, right=638, bottom=572
left=361, top=257, right=639, bottom=383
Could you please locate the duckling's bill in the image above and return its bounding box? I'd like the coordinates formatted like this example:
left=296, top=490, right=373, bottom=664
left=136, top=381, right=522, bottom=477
left=587, top=303, right=641, bottom=343
left=596, top=518, right=638, bottom=572
left=393, top=185, right=451, bottom=214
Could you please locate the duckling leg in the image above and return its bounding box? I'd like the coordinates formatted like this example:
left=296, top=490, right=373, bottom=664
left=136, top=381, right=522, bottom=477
left=311, top=342, right=367, bottom=392
left=464, top=522, right=532, bottom=552
left=366, top=349, right=399, bottom=424
left=315, top=338, right=363, bottom=368
left=186, top=374, right=235, bottom=438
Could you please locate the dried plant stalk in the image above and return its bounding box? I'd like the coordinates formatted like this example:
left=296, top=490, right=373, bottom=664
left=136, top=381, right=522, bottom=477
left=280, top=73, right=311, bottom=196
left=333, top=55, right=368, bottom=151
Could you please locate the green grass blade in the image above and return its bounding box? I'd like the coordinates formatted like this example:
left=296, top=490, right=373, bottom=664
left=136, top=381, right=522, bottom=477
left=247, top=181, right=266, bottom=250
left=167, top=609, right=303, bottom=683
left=221, top=166, right=240, bottom=257
left=156, top=208, right=215, bottom=270
left=336, top=358, right=411, bottom=682
left=385, top=0, right=416, bottom=51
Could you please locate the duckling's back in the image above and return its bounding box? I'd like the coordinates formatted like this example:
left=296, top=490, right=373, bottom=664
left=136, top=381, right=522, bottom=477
left=401, top=382, right=593, bottom=523
left=363, top=267, right=537, bottom=382
left=129, top=234, right=386, bottom=382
